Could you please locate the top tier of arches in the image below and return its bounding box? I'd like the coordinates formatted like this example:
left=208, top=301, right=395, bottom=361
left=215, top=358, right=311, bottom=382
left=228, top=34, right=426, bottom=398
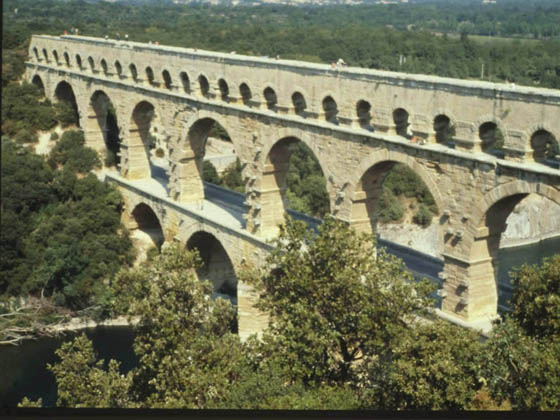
left=28, top=36, right=560, bottom=166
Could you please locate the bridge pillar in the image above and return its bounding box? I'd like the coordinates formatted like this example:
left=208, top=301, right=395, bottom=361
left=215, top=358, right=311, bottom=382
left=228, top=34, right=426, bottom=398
left=175, top=151, right=205, bottom=203
left=453, top=121, right=482, bottom=152
left=503, top=130, right=535, bottom=163
left=371, top=109, right=396, bottom=135
left=123, top=127, right=151, bottom=180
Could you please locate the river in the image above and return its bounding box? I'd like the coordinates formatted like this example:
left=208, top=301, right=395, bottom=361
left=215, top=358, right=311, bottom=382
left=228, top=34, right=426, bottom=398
left=0, top=236, right=558, bottom=407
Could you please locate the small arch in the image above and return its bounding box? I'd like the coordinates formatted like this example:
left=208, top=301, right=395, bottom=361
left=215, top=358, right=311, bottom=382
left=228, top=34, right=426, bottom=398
left=239, top=83, right=252, bottom=106
left=479, top=122, right=505, bottom=155
left=218, top=79, right=229, bottom=101
left=31, top=75, right=46, bottom=96
left=433, top=114, right=454, bottom=144
left=322, top=96, right=338, bottom=124
left=357, top=100, right=372, bottom=130
left=130, top=203, right=165, bottom=261
left=531, top=129, right=559, bottom=162
left=115, top=61, right=123, bottom=77
left=33, top=47, right=40, bottom=61
left=63, top=52, right=70, bottom=67
left=145, top=67, right=155, bottom=86
left=180, top=71, right=190, bottom=93
left=393, top=108, right=410, bottom=137
left=162, top=70, right=172, bottom=89
left=263, top=87, right=278, bottom=111
left=88, top=56, right=95, bottom=72
left=129, top=63, right=138, bottom=82
left=199, top=74, right=210, bottom=97
left=101, top=59, right=108, bottom=76
left=186, top=231, right=238, bottom=304
left=75, top=54, right=82, bottom=70
left=42, top=48, right=49, bottom=62
left=52, top=50, right=59, bottom=65
left=292, top=92, right=307, bottom=117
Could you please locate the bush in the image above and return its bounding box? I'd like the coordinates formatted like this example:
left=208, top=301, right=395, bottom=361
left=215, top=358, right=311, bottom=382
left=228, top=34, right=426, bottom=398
left=49, top=130, right=101, bottom=173
left=377, top=190, right=404, bottom=223
left=202, top=160, right=221, bottom=185
left=15, top=128, right=38, bottom=144
left=413, top=204, right=433, bottom=227
left=54, top=100, right=78, bottom=127
left=50, top=132, right=59, bottom=141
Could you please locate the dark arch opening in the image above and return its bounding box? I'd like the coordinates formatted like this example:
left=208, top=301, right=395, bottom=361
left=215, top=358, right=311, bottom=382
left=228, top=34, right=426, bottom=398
left=54, top=81, right=80, bottom=127
left=259, top=137, right=330, bottom=236
left=531, top=130, right=559, bottom=164
left=88, top=56, right=95, bottom=72
left=180, top=71, right=190, bottom=93
left=145, top=67, right=155, bottom=86
left=75, top=54, right=82, bottom=70
left=393, top=108, right=410, bottom=137
left=322, top=96, right=338, bottom=124
left=42, top=48, right=49, bottom=62
left=434, top=114, right=454, bottom=145
left=199, top=75, right=210, bottom=97
left=162, top=70, right=172, bottom=89
left=186, top=231, right=238, bottom=310
left=129, top=64, right=138, bottom=82
left=218, top=79, right=229, bottom=101
left=351, top=161, right=439, bottom=237
left=31, top=75, right=46, bottom=97
left=479, top=122, right=504, bottom=156
left=33, top=47, right=40, bottom=61
left=64, top=52, right=70, bottom=67
left=264, top=87, right=277, bottom=111
left=239, top=83, right=252, bottom=106
left=292, top=92, right=307, bottom=117
left=101, top=59, right=108, bottom=76
left=357, top=100, right=372, bottom=130
left=130, top=203, right=165, bottom=263
left=89, top=90, right=121, bottom=169
left=115, top=61, right=122, bottom=77
left=52, top=50, right=59, bottom=65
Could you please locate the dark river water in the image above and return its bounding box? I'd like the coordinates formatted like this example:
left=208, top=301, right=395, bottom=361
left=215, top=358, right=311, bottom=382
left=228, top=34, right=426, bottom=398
left=1, top=236, right=558, bottom=408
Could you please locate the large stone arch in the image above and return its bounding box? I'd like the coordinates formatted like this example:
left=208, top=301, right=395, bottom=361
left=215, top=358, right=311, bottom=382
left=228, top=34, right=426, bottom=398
left=52, top=79, right=81, bottom=127
left=254, top=130, right=333, bottom=237
left=174, top=111, right=243, bottom=203
left=31, top=74, right=46, bottom=96
left=85, top=89, right=119, bottom=158
left=123, top=100, right=159, bottom=180
left=122, top=199, right=166, bottom=264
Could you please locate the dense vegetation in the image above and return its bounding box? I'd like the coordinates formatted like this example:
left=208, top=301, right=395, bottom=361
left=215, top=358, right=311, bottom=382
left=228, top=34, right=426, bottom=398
left=3, top=0, right=560, bottom=88
left=21, top=220, right=559, bottom=410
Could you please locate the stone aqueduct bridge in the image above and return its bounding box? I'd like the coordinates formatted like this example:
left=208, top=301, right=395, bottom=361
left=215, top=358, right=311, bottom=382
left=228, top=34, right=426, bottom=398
left=27, top=34, right=560, bottom=333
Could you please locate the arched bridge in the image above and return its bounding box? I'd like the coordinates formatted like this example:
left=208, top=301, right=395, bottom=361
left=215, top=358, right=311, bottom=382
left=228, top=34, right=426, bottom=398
left=26, top=34, right=560, bottom=333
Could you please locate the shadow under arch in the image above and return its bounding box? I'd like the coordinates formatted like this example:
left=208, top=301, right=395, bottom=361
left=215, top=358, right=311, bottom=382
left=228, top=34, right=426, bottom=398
left=129, top=202, right=165, bottom=264
left=87, top=90, right=121, bottom=168
left=54, top=80, right=80, bottom=127
left=31, top=75, right=46, bottom=96
left=348, top=150, right=443, bottom=237
left=258, top=135, right=331, bottom=236
left=186, top=231, right=238, bottom=307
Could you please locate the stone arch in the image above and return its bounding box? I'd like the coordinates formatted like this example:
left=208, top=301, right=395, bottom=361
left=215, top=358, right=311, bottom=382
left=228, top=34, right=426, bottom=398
left=458, top=181, right=560, bottom=320
left=31, top=75, right=46, bottom=96
left=347, top=149, right=444, bottom=237
left=530, top=129, right=559, bottom=162
left=115, top=61, right=123, bottom=78
left=292, top=91, right=307, bottom=117
left=75, top=54, right=83, bottom=70
left=239, top=82, right=252, bottom=106
left=198, top=74, right=210, bottom=97
left=263, top=86, right=278, bottom=111
left=357, top=100, right=372, bottom=129
left=478, top=119, right=506, bottom=154
left=87, top=56, right=95, bottom=72
left=393, top=107, right=410, bottom=137
left=42, top=48, right=49, bottom=62
left=129, top=63, right=138, bottom=82
left=100, top=59, right=108, bottom=76
left=180, top=71, right=190, bottom=93
left=52, top=50, right=59, bottom=65
left=162, top=69, right=172, bottom=90
left=63, top=52, right=71, bottom=67
left=322, top=95, right=339, bottom=124
left=433, top=113, right=454, bottom=144
left=126, top=100, right=159, bottom=180
left=87, top=90, right=121, bottom=166
left=33, top=47, right=40, bottom=61
left=128, top=202, right=165, bottom=264
left=175, top=114, right=241, bottom=203
left=257, top=133, right=332, bottom=236
left=145, top=66, right=155, bottom=86
left=218, top=78, right=229, bottom=101
left=54, top=80, right=80, bottom=127
left=186, top=230, right=238, bottom=305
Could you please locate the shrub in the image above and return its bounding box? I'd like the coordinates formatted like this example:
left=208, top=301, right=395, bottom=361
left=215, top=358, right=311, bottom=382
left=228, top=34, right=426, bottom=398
left=14, top=128, right=38, bottom=144
left=50, top=132, right=59, bottom=141
left=413, top=204, right=433, bottom=227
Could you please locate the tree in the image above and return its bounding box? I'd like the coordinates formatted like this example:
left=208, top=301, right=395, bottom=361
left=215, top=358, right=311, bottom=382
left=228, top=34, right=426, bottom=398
left=244, top=217, right=435, bottom=387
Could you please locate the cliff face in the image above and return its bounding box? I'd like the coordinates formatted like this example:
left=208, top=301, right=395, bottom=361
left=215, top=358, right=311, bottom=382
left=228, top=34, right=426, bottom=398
left=378, top=195, right=560, bottom=258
